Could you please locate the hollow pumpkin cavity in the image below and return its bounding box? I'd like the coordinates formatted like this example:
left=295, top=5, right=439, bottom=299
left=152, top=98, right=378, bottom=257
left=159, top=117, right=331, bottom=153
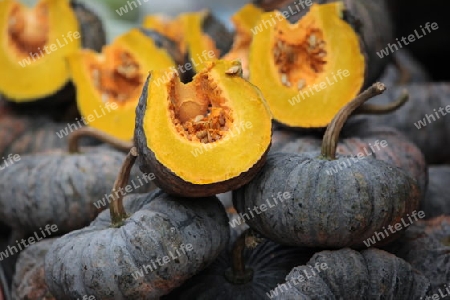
left=8, top=1, right=49, bottom=58
left=70, top=28, right=176, bottom=141
left=89, top=48, right=143, bottom=105
left=168, top=73, right=233, bottom=144
left=249, top=2, right=365, bottom=128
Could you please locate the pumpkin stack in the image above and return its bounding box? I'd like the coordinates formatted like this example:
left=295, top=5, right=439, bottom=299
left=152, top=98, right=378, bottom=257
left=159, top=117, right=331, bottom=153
left=1, top=0, right=449, bottom=299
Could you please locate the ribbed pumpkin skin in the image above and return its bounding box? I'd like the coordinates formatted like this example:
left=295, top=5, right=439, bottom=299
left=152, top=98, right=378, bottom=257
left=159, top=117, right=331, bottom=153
left=383, top=216, right=450, bottom=292
left=254, top=0, right=394, bottom=86
left=277, top=121, right=428, bottom=196
left=70, top=0, right=106, bottom=52
left=361, top=83, right=450, bottom=163
left=202, top=13, right=233, bottom=57
left=0, top=147, right=153, bottom=235
left=12, top=239, right=56, bottom=300
left=45, top=190, right=229, bottom=299
left=421, top=167, right=450, bottom=218
left=163, top=233, right=314, bottom=300
left=272, top=248, right=430, bottom=299
left=234, top=152, right=421, bottom=248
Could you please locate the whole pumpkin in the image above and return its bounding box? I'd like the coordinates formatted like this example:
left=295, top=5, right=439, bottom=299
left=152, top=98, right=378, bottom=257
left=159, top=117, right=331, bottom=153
left=275, top=118, right=428, bottom=196
left=44, top=190, right=229, bottom=299
left=234, top=83, right=422, bottom=248
left=383, top=216, right=450, bottom=292
left=270, top=248, right=430, bottom=299
left=420, top=166, right=450, bottom=218
left=360, top=83, right=450, bottom=163
left=163, top=229, right=314, bottom=299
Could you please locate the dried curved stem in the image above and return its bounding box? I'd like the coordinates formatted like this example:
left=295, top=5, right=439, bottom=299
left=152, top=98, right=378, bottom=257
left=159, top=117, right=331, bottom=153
left=224, top=228, right=256, bottom=284
left=354, top=89, right=409, bottom=115
left=110, top=147, right=138, bottom=227
left=67, top=126, right=133, bottom=153
left=321, top=83, right=386, bottom=160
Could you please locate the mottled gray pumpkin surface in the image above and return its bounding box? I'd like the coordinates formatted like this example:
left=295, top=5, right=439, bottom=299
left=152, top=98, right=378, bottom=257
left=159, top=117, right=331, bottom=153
left=271, top=248, right=430, bottom=299
left=360, top=83, right=450, bottom=163
left=234, top=152, right=421, bottom=248
left=71, top=0, right=106, bottom=52
left=421, top=166, right=450, bottom=218
left=0, top=147, right=154, bottom=235
left=12, top=239, right=56, bottom=300
left=45, top=190, right=229, bottom=299
left=383, top=216, right=450, bottom=292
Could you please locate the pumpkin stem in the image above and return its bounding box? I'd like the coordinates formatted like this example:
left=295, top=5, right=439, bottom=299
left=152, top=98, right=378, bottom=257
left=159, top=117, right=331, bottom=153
left=354, top=89, right=409, bottom=115
left=68, top=127, right=133, bottom=153
left=109, top=147, right=137, bottom=227
left=224, top=228, right=260, bottom=284
left=321, top=82, right=386, bottom=160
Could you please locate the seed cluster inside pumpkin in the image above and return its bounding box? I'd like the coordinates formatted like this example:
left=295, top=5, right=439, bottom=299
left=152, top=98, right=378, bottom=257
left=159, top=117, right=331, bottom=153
left=89, top=48, right=143, bottom=104
left=274, top=22, right=327, bottom=90
left=168, top=73, right=233, bottom=143
left=8, top=2, right=49, bottom=58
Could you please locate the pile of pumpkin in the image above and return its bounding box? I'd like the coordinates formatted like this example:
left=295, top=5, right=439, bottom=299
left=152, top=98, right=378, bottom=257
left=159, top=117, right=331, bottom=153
left=0, top=0, right=449, bottom=299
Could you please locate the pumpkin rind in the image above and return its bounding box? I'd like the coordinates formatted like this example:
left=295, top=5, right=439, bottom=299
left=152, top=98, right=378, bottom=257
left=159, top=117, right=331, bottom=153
left=360, top=83, right=450, bottom=163
left=234, top=151, right=421, bottom=248
left=12, top=239, right=56, bottom=300
left=134, top=60, right=272, bottom=196
left=249, top=2, right=365, bottom=128
left=0, top=147, right=153, bottom=235
left=44, top=190, right=229, bottom=299
left=421, top=166, right=450, bottom=218
left=163, top=227, right=314, bottom=300
left=271, top=248, right=430, bottom=299
left=383, top=216, right=450, bottom=292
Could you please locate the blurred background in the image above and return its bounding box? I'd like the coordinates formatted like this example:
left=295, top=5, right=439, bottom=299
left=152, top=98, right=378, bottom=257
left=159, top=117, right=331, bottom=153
left=19, top=0, right=450, bottom=80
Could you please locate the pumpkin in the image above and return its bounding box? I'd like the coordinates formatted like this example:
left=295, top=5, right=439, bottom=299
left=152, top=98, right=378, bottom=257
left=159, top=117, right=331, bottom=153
left=360, top=83, right=450, bottom=163
left=254, top=0, right=394, bottom=86
left=222, top=4, right=264, bottom=79
left=0, top=127, right=154, bottom=238
left=420, top=166, right=450, bottom=218
left=12, top=238, right=56, bottom=300
left=248, top=2, right=366, bottom=128
left=383, top=216, right=450, bottom=292
left=0, top=0, right=105, bottom=103
left=270, top=248, right=430, bottom=299
left=134, top=60, right=272, bottom=197
left=275, top=118, right=428, bottom=196
left=163, top=229, right=314, bottom=300
left=69, top=28, right=177, bottom=142
left=44, top=148, right=229, bottom=299
left=143, top=11, right=233, bottom=73
left=233, top=83, right=422, bottom=248
left=0, top=264, right=9, bottom=300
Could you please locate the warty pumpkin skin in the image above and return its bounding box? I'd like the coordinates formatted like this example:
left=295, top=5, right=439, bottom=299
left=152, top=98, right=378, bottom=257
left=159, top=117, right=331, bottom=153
left=420, top=166, right=450, bottom=218
left=254, top=0, right=394, bottom=86
left=271, top=248, right=430, bottom=299
left=249, top=2, right=365, bottom=128
left=44, top=190, right=229, bottom=299
left=0, top=0, right=105, bottom=103
left=383, top=216, right=450, bottom=292
left=276, top=119, right=428, bottom=197
left=134, top=60, right=273, bottom=197
left=163, top=229, right=314, bottom=300
left=12, top=238, right=56, bottom=300
left=69, top=28, right=176, bottom=142
left=234, top=83, right=422, bottom=248
left=360, top=83, right=450, bottom=163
